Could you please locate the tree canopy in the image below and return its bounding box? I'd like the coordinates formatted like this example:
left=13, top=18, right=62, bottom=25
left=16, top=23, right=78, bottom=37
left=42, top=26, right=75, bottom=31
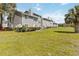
left=65, top=5, right=79, bottom=24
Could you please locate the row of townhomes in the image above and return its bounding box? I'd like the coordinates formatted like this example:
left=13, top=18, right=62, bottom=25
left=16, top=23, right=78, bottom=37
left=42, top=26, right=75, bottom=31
left=2, top=9, right=58, bottom=29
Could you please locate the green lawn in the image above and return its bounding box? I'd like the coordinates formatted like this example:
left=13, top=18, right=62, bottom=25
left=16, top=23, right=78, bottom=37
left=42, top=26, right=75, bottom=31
left=0, top=27, right=79, bottom=56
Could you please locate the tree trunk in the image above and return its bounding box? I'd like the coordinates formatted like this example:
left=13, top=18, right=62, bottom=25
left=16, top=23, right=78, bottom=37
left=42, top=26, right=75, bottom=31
left=1, top=14, right=3, bottom=25
left=74, top=23, right=79, bottom=33
left=0, top=13, right=2, bottom=30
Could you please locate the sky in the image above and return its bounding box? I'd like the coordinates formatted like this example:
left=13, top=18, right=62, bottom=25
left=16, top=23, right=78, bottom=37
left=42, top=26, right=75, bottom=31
left=16, top=3, right=79, bottom=24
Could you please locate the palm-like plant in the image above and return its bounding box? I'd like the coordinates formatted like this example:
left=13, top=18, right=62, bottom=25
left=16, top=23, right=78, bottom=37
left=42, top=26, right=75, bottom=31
left=0, top=4, right=3, bottom=29
left=65, top=5, right=79, bottom=33
left=6, top=3, right=16, bottom=28
left=7, top=3, right=16, bottom=23
left=0, top=3, right=16, bottom=28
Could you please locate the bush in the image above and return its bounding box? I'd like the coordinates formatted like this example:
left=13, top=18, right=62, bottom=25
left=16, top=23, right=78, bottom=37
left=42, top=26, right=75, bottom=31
left=15, top=24, right=41, bottom=32
left=21, top=25, right=27, bottom=32
left=15, top=24, right=28, bottom=32
left=58, top=24, right=64, bottom=27
left=15, top=27, right=22, bottom=32
left=36, top=27, right=41, bottom=30
left=25, top=27, right=35, bottom=31
left=3, top=27, right=13, bottom=31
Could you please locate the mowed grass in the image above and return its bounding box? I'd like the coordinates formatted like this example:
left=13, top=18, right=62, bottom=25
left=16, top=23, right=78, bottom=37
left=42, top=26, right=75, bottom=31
left=0, top=27, right=79, bottom=56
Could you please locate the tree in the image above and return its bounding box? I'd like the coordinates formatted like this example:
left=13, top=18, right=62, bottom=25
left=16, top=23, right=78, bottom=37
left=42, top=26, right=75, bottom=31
left=0, top=4, right=3, bottom=29
left=0, top=3, right=16, bottom=28
left=7, top=3, right=16, bottom=28
left=65, top=5, right=79, bottom=33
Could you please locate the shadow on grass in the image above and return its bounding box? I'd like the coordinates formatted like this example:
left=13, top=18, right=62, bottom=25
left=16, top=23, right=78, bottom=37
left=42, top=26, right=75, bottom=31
left=54, top=31, right=75, bottom=33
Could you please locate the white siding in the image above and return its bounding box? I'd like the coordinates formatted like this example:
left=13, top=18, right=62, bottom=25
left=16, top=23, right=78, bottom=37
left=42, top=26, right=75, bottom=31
left=22, top=16, right=42, bottom=27
left=13, top=15, right=22, bottom=27
left=42, top=20, right=54, bottom=28
left=22, top=16, right=36, bottom=27
left=42, top=20, right=49, bottom=28
left=13, top=11, right=56, bottom=28
left=37, top=17, right=42, bottom=27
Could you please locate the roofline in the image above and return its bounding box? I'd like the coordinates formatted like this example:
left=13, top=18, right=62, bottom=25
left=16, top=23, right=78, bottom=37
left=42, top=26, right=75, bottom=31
left=24, top=11, right=41, bottom=17
left=15, top=10, right=53, bottom=22
left=43, top=18, right=53, bottom=22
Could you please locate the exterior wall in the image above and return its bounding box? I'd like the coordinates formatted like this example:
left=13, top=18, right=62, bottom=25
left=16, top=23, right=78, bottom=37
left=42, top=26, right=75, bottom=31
left=1, top=10, right=57, bottom=29
left=50, top=21, right=54, bottom=27
left=2, top=12, right=9, bottom=28
left=22, top=16, right=36, bottom=27
left=32, top=14, right=42, bottom=27
left=53, top=23, right=58, bottom=27
left=13, top=11, right=57, bottom=28
left=8, top=20, right=13, bottom=28
left=22, top=15, right=42, bottom=27
left=13, top=14, right=56, bottom=28
left=48, top=21, right=53, bottom=27
left=42, top=20, right=49, bottom=28
left=42, top=20, right=54, bottom=28
left=2, top=18, right=13, bottom=28
left=13, top=14, right=22, bottom=27
left=48, top=21, right=51, bottom=27
left=35, top=17, right=41, bottom=27
left=2, top=21, right=8, bottom=28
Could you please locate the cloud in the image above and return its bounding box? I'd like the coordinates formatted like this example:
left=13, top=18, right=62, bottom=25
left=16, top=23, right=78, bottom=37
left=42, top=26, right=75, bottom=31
left=60, top=3, right=68, bottom=5
left=34, top=3, right=42, bottom=11
left=36, top=7, right=41, bottom=11
left=34, top=7, right=42, bottom=11
left=42, top=10, right=65, bottom=24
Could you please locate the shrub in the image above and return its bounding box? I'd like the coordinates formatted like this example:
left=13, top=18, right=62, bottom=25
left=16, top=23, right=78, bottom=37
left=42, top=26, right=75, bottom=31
left=15, top=24, right=28, bottom=32
left=3, top=27, right=13, bottom=31
left=21, top=25, right=27, bottom=32
left=36, top=27, right=41, bottom=30
left=58, top=24, right=64, bottom=27
left=15, top=27, right=21, bottom=32
left=15, top=24, right=41, bottom=32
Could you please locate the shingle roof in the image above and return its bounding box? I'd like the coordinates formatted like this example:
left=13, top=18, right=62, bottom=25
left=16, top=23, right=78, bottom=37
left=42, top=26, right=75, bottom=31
left=24, top=11, right=41, bottom=17
left=15, top=10, right=53, bottom=22
left=43, top=18, right=53, bottom=22
left=15, top=10, right=39, bottom=19
left=15, top=10, right=22, bottom=17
